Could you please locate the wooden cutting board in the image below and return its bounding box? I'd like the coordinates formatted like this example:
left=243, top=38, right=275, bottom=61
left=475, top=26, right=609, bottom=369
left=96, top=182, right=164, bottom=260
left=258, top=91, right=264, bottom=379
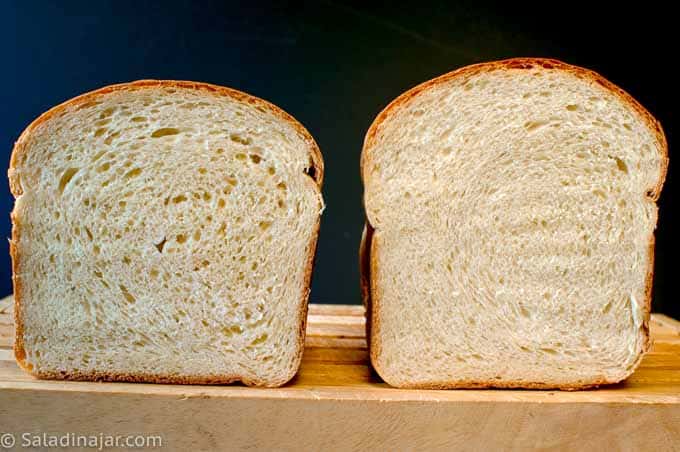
left=1, top=295, right=679, bottom=451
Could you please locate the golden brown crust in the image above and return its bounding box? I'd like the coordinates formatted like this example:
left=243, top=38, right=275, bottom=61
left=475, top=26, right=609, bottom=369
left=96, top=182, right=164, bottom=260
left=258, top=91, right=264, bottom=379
left=9, top=80, right=324, bottom=387
left=290, top=214, right=323, bottom=382
left=10, top=209, right=27, bottom=373
left=29, top=369, right=273, bottom=387
left=641, top=235, right=657, bottom=353
left=359, top=223, right=373, bottom=344
left=360, top=58, right=668, bottom=390
left=367, top=229, right=383, bottom=366
left=377, top=380, right=606, bottom=391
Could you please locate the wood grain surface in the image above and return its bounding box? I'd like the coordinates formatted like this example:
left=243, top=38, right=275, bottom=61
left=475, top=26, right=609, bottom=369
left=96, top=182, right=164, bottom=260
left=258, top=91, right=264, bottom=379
left=1, top=295, right=679, bottom=451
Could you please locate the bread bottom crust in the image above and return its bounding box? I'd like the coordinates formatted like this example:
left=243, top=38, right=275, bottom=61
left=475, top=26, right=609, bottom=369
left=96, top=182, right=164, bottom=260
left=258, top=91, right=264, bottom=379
left=17, top=362, right=295, bottom=387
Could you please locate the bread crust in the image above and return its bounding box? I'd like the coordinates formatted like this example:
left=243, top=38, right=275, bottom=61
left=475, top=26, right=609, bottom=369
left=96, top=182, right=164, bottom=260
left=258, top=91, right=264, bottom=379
left=9, top=80, right=324, bottom=387
left=360, top=58, right=668, bottom=389
left=359, top=223, right=373, bottom=344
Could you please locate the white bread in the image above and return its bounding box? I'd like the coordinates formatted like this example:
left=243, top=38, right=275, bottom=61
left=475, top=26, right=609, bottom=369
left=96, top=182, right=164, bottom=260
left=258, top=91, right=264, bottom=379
left=361, top=58, right=668, bottom=389
left=9, top=80, right=324, bottom=387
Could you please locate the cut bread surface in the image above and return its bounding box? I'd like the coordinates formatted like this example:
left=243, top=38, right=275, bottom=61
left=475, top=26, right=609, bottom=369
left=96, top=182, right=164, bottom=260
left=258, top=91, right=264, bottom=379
left=9, top=80, right=324, bottom=387
left=361, top=59, right=667, bottom=389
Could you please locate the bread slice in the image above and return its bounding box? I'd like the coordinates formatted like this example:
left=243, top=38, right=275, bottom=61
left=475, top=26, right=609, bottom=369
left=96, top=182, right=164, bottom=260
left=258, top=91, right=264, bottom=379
left=361, top=58, right=667, bottom=389
left=9, top=80, right=324, bottom=387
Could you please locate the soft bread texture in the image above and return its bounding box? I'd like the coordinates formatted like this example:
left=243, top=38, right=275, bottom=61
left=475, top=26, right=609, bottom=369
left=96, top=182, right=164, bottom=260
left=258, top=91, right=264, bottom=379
left=361, top=58, right=668, bottom=389
left=9, top=80, right=324, bottom=387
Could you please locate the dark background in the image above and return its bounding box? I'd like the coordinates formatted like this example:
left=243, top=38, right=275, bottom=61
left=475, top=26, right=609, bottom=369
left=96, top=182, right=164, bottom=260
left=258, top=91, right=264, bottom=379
left=1, top=1, right=676, bottom=317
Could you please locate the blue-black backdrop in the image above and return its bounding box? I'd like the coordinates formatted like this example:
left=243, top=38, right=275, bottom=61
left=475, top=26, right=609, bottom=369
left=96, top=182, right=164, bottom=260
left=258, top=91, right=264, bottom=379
left=1, top=1, right=677, bottom=317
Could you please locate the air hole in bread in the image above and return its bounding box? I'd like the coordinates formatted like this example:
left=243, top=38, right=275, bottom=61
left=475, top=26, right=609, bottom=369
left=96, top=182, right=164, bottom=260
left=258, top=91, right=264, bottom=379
left=593, top=189, right=606, bottom=198
left=566, top=104, right=578, bottom=111
left=99, top=107, right=116, bottom=119
left=94, top=128, right=108, bottom=137
left=614, top=157, right=628, bottom=174
left=524, top=120, right=548, bottom=132
left=220, top=326, right=233, bottom=337
left=124, top=168, right=142, bottom=180
left=91, top=150, right=106, bottom=163
left=304, top=166, right=317, bottom=181
left=250, top=154, right=262, bottom=164
left=151, top=128, right=180, bottom=138
left=119, top=285, right=136, bottom=304
left=154, top=237, right=167, bottom=253
left=251, top=334, right=268, bottom=345
left=230, top=133, right=252, bottom=145
left=104, top=131, right=120, bottom=145
left=96, top=162, right=111, bottom=173
left=519, top=304, right=531, bottom=318
left=58, top=168, right=79, bottom=194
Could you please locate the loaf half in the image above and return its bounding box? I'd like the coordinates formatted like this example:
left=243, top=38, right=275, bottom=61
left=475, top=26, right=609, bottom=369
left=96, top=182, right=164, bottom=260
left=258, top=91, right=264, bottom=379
left=9, top=80, right=324, bottom=387
left=361, top=58, right=667, bottom=389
